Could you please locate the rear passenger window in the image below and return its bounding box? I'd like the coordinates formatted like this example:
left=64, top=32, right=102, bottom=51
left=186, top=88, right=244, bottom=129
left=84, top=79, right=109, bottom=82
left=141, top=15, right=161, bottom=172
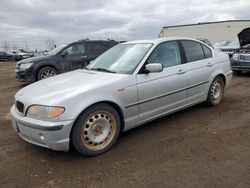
left=181, top=40, right=205, bottom=62
left=87, top=43, right=109, bottom=57
left=202, top=44, right=213, bottom=58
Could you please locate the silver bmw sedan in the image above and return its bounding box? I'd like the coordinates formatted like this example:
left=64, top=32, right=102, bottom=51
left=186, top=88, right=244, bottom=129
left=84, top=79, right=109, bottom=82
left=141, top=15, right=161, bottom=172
left=11, top=37, right=232, bottom=156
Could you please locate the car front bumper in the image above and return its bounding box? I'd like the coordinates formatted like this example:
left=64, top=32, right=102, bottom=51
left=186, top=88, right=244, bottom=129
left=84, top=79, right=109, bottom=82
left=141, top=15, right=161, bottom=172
left=10, top=105, right=74, bottom=151
left=15, top=68, right=36, bottom=82
left=231, top=60, right=250, bottom=71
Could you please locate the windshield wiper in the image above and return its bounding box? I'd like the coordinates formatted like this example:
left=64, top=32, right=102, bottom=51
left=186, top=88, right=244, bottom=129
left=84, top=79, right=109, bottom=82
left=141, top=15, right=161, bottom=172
left=89, top=68, right=116, bottom=73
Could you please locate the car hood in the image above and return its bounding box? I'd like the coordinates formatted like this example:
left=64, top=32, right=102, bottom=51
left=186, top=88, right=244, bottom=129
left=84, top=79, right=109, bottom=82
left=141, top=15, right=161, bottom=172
left=18, top=55, right=52, bottom=64
left=15, top=69, right=129, bottom=105
left=238, top=27, right=250, bottom=47
left=218, top=45, right=239, bottom=50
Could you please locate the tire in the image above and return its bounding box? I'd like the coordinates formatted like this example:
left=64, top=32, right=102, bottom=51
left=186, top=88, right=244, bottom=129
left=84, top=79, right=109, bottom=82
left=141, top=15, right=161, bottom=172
left=71, top=103, right=121, bottom=156
left=206, top=76, right=225, bottom=106
left=37, top=67, right=58, bottom=80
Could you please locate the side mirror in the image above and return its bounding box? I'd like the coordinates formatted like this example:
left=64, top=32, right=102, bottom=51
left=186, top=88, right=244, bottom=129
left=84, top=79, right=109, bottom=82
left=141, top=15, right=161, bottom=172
left=144, top=63, right=163, bottom=73
left=61, top=51, right=68, bottom=57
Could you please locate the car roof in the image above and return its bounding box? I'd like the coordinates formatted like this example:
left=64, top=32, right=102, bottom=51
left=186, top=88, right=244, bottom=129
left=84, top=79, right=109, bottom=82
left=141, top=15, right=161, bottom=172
left=77, top=39, right=117, bottom=43
left=124, top=37, right=204, bottom=45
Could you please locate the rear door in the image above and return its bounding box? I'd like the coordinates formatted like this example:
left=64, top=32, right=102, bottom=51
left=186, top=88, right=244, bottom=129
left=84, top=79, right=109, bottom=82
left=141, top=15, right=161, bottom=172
left=180, top=40, right=214, bottom=102
left=60, top=42, right=87, bottom=72
left=136, top=41, right=188, bottom=121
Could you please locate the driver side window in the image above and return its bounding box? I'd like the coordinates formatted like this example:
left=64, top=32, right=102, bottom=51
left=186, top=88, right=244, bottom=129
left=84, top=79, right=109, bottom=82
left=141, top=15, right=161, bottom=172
left=147, top=41, right=181, bottom=68
left=63, top=43, right=85, bottom=56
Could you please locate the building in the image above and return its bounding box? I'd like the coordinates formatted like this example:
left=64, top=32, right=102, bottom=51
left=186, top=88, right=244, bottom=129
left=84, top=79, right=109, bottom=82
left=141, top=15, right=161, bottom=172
left=159, top=20, right=250, bottom=43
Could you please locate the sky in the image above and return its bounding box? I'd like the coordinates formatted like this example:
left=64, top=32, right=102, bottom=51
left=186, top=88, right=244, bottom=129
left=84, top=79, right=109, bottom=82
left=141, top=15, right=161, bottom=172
left=0, top=0, right=249, bottom=50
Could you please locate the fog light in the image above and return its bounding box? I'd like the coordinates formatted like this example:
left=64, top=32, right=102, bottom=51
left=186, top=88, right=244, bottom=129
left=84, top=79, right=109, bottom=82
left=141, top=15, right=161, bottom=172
left=39, top=134, right=45, bottom=140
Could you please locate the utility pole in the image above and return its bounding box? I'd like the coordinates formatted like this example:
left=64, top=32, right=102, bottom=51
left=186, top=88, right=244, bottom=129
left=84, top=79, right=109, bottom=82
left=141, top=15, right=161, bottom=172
left=25, top=41, right=28, bottom=52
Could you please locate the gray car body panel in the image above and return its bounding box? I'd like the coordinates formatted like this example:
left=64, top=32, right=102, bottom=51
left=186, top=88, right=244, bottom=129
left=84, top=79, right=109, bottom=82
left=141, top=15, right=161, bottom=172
left=11, top=37, right=232, bottom=151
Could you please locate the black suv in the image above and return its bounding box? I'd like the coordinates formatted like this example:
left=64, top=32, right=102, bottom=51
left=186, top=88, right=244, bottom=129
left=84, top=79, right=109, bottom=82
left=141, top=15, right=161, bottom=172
left=231, top=27, right=250, bottom=73
left=16, top=39, right=118, bottom=82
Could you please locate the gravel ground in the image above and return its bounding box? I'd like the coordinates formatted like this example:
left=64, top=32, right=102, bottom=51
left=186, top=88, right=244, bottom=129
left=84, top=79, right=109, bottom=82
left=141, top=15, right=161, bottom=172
left=0, top=61, right=250, bottom=188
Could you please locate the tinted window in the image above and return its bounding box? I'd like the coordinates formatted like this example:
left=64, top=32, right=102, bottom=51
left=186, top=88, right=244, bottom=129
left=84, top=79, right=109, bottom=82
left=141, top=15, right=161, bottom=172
left=87, top=42, right=110, bottom=57
left=181, top=40, right=205, bottom=62
left=63, top=43, right=85, bottom=56
left=147, top=41, right=181, bottom=68
left=202, top=44, right=212, bottom=58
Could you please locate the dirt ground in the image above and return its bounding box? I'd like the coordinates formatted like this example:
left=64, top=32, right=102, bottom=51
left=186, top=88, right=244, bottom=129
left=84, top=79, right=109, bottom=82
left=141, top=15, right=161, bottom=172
left=0, top=61, right=250, bottom=188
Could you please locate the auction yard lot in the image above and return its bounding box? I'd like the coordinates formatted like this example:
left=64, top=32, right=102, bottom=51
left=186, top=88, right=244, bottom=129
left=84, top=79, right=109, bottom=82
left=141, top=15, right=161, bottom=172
left=0, top=61, right=250, bottom=187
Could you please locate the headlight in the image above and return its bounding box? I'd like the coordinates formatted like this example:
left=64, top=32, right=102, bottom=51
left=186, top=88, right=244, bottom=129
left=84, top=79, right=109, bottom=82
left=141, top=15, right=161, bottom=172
left=26, top=105, right=65, bottom=120
left=232, top=53, right=239, bottom=61
left=20, top=63, right=33, bottom=69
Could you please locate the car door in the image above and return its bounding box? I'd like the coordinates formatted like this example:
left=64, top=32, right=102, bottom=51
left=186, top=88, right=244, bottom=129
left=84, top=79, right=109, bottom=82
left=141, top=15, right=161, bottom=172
left=136, top=41, right=188, bottom=121
left=60, top=42, right=87, bottom=72
left=180, top=40, right=214, bottom=102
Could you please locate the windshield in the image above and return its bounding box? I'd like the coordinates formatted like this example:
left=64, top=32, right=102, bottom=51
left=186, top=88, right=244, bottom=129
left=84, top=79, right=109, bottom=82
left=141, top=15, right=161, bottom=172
left=47, top=45, right=66, bottom=56
left=87, top=43, right=152, bottom=74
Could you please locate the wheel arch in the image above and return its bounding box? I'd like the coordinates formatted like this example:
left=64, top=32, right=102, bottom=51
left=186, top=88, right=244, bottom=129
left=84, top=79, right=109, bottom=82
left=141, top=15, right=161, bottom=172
left=216, top=73, right=226, bottom=86
left=69, top=101, right=125, bottom=150
left=72, top=101, right=125, bottom=132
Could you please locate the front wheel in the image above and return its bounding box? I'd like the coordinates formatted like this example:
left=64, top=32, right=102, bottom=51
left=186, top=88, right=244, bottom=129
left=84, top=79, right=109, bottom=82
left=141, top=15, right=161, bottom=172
left=206, top=76, right=225, bottom=106
left=37, top=67, right=58, bottom=80
left=71, top=103, right=121, bottom=156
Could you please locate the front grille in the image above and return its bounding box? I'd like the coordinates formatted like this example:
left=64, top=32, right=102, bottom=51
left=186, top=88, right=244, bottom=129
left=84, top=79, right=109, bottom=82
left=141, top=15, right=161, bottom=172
left=16, top=101, right=24, bottom=114
left=239, top=55, right=250, bottom=61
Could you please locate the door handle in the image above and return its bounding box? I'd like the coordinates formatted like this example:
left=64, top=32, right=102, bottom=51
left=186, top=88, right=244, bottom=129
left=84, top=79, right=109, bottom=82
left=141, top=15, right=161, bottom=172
left=177, top=69, right=186, bottom=75
left=207, top=62, right=213, bottom=67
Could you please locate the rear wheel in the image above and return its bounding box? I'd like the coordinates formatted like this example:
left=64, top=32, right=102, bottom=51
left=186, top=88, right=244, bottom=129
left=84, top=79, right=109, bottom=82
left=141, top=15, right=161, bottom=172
left=37, top=67, right=58, bottom=80
left=71, top=103, right=121, bottom=156
left=206, top=76, right=225, bottom=106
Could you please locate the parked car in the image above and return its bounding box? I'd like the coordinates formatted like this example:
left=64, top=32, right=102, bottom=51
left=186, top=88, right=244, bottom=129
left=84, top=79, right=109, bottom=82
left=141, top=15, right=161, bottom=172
left=10, top=50, right=31, bottom=60
left=214, top=39, right=240, bottom=57
left=15, top=39, right=118, bottom=82
left=11, top=37, right=232, bottom=156
left=231, top=27, right=250, bottom=73
left=0, top=51, right=14, bottom=61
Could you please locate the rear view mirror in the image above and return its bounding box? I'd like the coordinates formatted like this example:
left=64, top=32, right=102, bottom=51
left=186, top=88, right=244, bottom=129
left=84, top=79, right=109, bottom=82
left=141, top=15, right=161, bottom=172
left=145, top=63, right=163, bottom=73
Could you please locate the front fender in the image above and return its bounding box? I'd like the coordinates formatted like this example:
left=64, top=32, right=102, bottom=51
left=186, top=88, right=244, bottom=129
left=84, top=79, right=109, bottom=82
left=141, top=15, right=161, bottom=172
left=57, top=76, right=138, bottom=129
left=33, top=60, right=62, bottom=75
